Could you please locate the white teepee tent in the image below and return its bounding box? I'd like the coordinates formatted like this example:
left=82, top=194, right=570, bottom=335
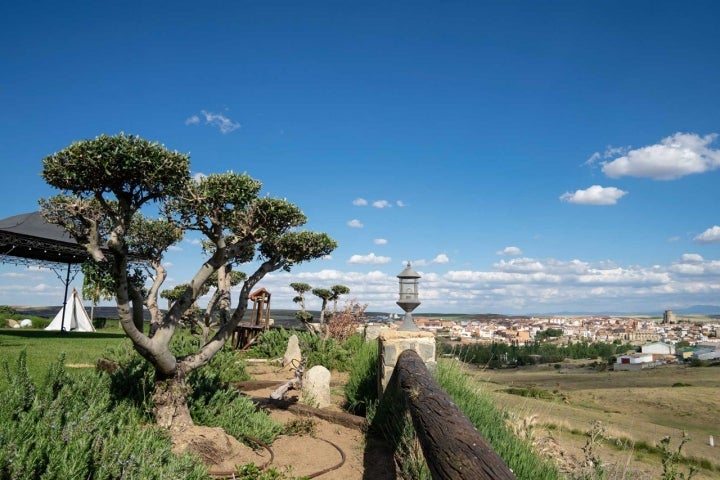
left=45, top=288, right=95, bottom=332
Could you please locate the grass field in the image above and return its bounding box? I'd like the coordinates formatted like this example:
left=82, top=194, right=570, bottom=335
left=470, top=361, right=720, bottom=479
left=0, top=327, right=129, bottom=386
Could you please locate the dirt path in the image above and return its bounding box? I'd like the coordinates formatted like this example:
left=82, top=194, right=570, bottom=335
left=179, top=361, right=397, bottom=479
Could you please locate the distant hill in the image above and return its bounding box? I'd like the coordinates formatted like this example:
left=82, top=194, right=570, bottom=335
left=14, top=305, right=720, bottom=322
left=673, top=305, right=720, bottom=315
left=10, top=306, right=395, bottom=329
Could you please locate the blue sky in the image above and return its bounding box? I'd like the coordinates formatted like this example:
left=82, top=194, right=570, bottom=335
left=1, top=1, right=719, bottom=314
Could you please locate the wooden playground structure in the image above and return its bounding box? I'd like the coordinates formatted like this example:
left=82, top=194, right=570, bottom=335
left=232, top=287, right=272, bottom=349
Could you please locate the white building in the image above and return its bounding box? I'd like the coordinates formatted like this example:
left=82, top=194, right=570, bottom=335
left=640, top=342, right=674, bottom=355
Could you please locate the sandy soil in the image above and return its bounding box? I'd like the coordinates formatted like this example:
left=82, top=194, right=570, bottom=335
left=173, top=361, right=396, bottom=479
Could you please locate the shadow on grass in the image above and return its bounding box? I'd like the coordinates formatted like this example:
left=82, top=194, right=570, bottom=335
left=362, top=431, right=397, bottom=480
left=0, top=328, right=126, bottom=339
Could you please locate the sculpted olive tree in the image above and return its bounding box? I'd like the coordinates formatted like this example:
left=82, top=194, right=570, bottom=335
left=312, top=284, right=350, bottom=325
left=290, top=281, right=314, bottom=329
left=40, top=133, right=337, bottom=429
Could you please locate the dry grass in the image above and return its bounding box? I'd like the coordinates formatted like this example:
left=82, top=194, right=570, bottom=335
left=470, top=362, right=720, bottom=479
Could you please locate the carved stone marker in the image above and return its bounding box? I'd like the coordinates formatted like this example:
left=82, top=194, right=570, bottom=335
left=282, top=334, right=302, bottom=370
left=302, top=365, right=331, bottom=408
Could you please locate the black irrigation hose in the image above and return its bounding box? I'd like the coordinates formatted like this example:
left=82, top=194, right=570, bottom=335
left=305, top=437, right=347, bottom=479
left=208, top=433, right=274, bottom=478
left=207, top=434, right=347, bottom=479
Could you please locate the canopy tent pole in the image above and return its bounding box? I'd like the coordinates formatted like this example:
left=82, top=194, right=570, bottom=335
left=60, top=262, right=71, bottom=332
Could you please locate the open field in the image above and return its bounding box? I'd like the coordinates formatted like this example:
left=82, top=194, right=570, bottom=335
left=470, top=361, right=720, bottom=479
left=0, top=328, right=128, bottom=384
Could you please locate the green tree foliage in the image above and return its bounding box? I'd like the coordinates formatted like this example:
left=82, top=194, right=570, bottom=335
left=534, top=327, right=563, bottom=341
left=39, top=133, right=337, bottom=429
left=160, top=284, right=190, bottom=309
left=310, top=284, right=349, bottom=326
left=441, top=339, right=635, bottom=368
left=81, top=259, right=147, bottom=319
left=311, top=288, right=333, bottom=325
left=329, top=284, right=350, bottom=312
left=289, top=282, right=314, bottom=328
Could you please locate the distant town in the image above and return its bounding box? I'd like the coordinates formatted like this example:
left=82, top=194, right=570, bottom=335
left=368, top=309, right=720, bottom=366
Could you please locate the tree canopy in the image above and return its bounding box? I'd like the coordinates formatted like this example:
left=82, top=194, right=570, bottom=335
left=40, top=133, right=337, bottom=429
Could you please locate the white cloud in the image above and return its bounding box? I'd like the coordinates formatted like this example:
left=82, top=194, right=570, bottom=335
left=670, top=263, right=705, bottom=275
left=585, top=152, right=601, bottom=166
left=432, top=253, right=449, bottom=264
left=193, top=172, right=207, bottom=182
left=576, top=267, right=670, bottom=285
left=30, top=283, right=51, bottom=292
left=602, top=132, right=720, bottom=180
left=0, top=272, right=30, bottom=278
left=670, top=254, right=720, bottom=276
left=585, top=146, right=629, bottom=166
left=681, top=253, right=704, bottom=263
left=497, top=246, right=522, bottom=256
left=347, top=219, right=363, bottom=228
left=167, top=245, right=183, bottom=252
left=81, top=250, right=717, bottom=315
left=186, top=110, right=241, bottom=134
left=374, top=238, right=388, bottom=245
left=560, top=185, right=628, bottom=205
left=28, top=265, right=51, bottom=272
left=693, top=225, right=720, bottom=244
left=352, top=198, right=368, bottom=206
left=202, top=110, right=241, bottom=134
left=494, top=257, right=544, bottom=272
left=396, top=200, right=407, bottom=207
left=372, top=200, right=391, bottom=208
left=347, top=253, right=392, bottom=265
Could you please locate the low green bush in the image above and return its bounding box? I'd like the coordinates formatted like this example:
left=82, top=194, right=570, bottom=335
left=0, top=305, right=18, bottom=315
left=0, top=351, right=208, bottom=479
left=435, top=359, right=559, bottom=480
left=246, top=328, right=294, bottom=359
left=189, top=346, right=281, bottom=446
left=504, top=386, right=561, bottom=400
left=247, top=328, right=364, bottom=372
left=1, top=337, right=287, bottom=478
left=343, top=338, right=378, bottom=417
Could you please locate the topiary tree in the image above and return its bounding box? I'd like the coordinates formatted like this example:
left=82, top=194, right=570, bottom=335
left=311, top=287, right=333, bottom=325
left=160, top=284, right=189, bottom=310
left=40, top=133, right=337, bottom=429
left=311, top=284, right=350, bottom=336
left=290, top=282, right=314, bottom=330
left=197, top=269, right=246, bottom=343
left=329, top=284, right=350, bottom=312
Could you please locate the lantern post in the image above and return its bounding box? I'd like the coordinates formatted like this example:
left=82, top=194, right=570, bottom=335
left=396, top=262, right=421, bottom=331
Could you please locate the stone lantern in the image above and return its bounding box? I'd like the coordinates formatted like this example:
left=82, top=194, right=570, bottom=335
left=397, top=262, right=421, bottom=331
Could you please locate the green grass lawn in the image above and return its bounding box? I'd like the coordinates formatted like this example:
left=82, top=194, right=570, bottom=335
left=0, top=327, right=129, bottom=385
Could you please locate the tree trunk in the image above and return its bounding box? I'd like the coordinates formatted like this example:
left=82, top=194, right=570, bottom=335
left=152, top=370, right=194, bottom=430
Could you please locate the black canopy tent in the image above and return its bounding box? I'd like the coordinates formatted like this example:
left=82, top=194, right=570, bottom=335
left=0, top=211, right=90, bottom=331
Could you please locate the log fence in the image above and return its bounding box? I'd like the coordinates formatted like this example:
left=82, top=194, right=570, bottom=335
left=386, top=349, right=517, bottom=480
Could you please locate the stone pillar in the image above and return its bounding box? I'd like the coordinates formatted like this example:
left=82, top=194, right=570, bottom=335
left=378, top=330, right=436, bottom=398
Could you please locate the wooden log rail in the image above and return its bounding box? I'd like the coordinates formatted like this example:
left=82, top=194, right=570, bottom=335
left=391, top=349, right=517, bottom=480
